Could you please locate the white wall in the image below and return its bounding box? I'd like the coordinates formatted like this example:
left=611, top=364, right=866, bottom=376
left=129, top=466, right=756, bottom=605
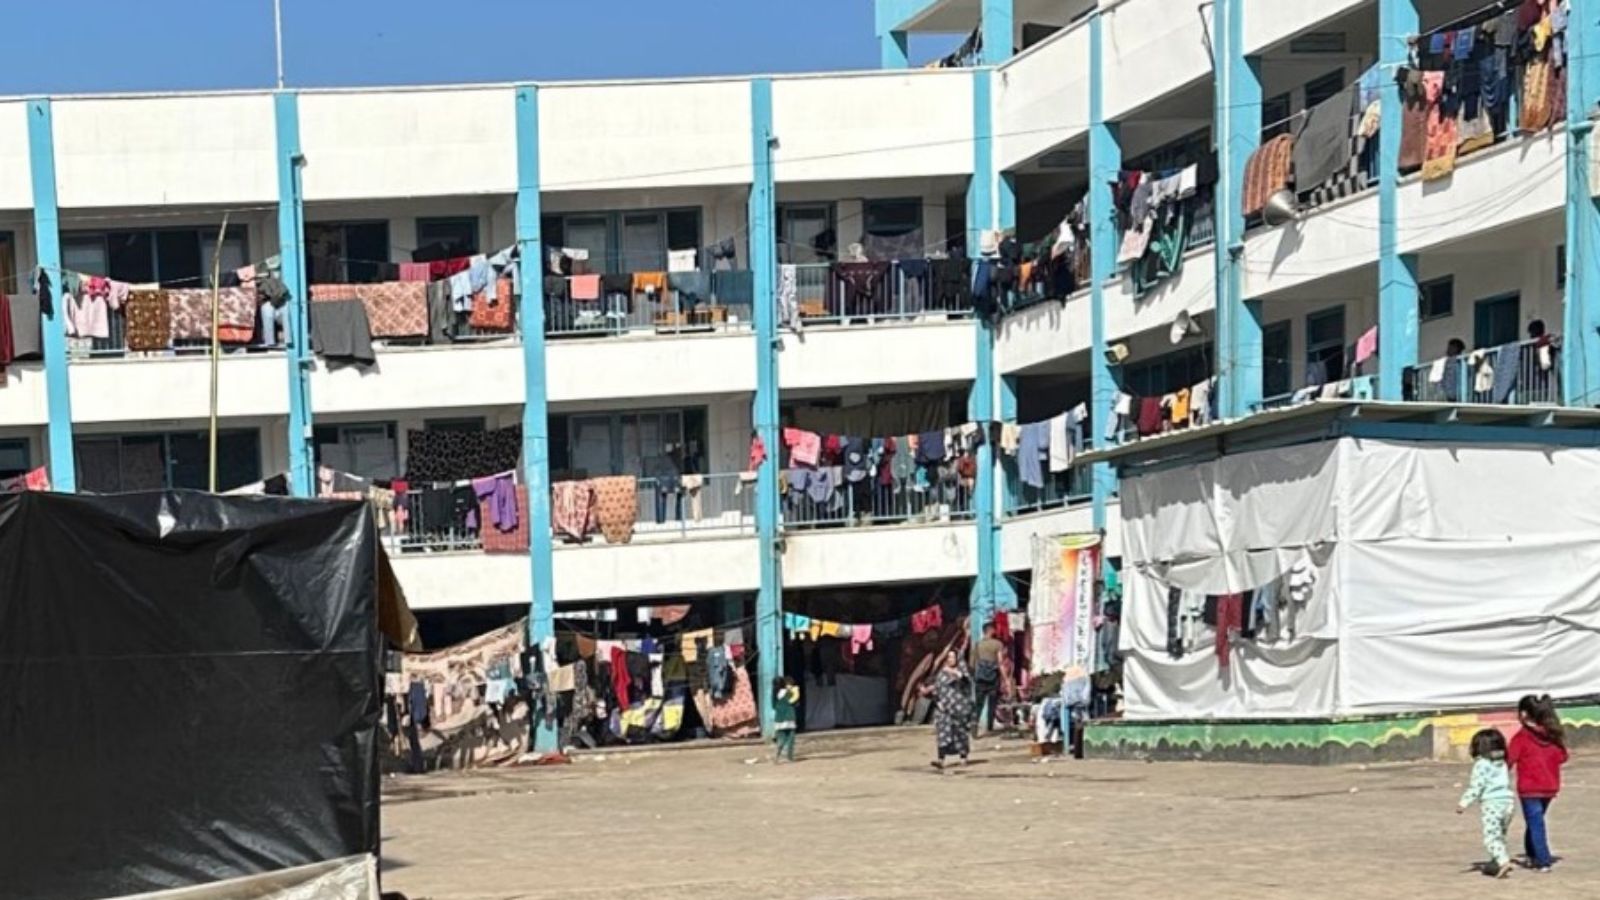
left=779, top=321, right=975, bottom=392
left=312, top=345, right=526, bottom=416
left=994, top=21, right=1091, bottom=171
left=1000, top=499, right=1120, bottom=571
left=547, top=332, right=757, bottom=404
left=1101, top=0, right=1213, bottom=120
left=996, top=288, right=1091, bottom=374
left=540, top=80, right=752, bottom=191
left=1242, top=0, right=1370, bottom=55
left=554, top=536, right=760, bottom=602
left=772, top=71, right=974, bottom=183
left=299, top=88, right=517, bottom=201
left=69, top=355, right=289, bottom=424
left=783, top=522, right=977, bottom=588
left=52, top=94, right=277, bottom=208
left=0, top=363, right=48, bottom=426
left=0, top=101, right=32, bottom=209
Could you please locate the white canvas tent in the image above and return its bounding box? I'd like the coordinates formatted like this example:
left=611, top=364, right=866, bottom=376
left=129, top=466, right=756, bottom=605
left=1117, top=435, right=1600, bottom=719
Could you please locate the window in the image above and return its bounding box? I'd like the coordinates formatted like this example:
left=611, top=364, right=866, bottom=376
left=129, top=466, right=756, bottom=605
left=0, top=438, right=28, bottom=480
left=62, top=226, right=248, bottom=288
left=1418, top=276, right=1454, bottom=322
left=74, top=430, right=261, bottom=493
left=0, top=232, right=16, bottom=296
left=1474, top=293, right=1521, bottom=348
left=1306, top=306, right=1347, bottom=384
left=306, top=221, right=390, bottom=283
left=863, top=199, right=922, bottom=238
left=1262, top=93, right=1292, bottom=140
left=1304, top=69, right=1346, bottom=110
left=415, top=217, right=479, bottom=258
left=1120, top=346, right=1210, bottom=398
left=539, top=209, right=702, bottom=273
left=779, top=203, right=836, bottom=264
left=559, top=409, right=707, bottom=478
left=314, top=422, right=399, bottom=481
left=1263, top=320, right=1292, bottom=398
left=423, top=417, right=486, bottom=433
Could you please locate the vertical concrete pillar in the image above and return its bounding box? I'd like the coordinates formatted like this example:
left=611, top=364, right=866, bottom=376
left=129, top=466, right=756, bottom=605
left=273, top=91, right=314, bottom=496
left=1088, top=16, right=1120, bottom=529
left=26, top=99, right=73, bottom=491
left=1564, top=2, right=1600, bottom=405
left=1213, top=0, right=1263, bottom=417
left=515, top=85, right=558, bottom=751
left=749, top=78, right=784, bottom=736
left=1377, top=0, right=1420, bottom=401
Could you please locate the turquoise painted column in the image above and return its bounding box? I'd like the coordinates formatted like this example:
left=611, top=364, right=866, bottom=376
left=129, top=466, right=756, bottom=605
left=987, top=168, right=1019, bottom=615
left=1088, top=15, right=1119, bottom=530
left=750, top=78, right=783, bottom=737
left=881, top=31, right=910, bottom=68
left=1212, top=0, right=1263, bottom=417
left=980, top=0, right=1013, bottom=65
left=967, top=67, right=1005, bottom=640
left=1377, top=0, right=1420, bottom=401
left=274, top=91, right=314, bottom=497
left=515, top=85, right=558, bottom=751
left=26, top=99, right=73, bottom=491
left=1564, top=3, right=1600, bottom=406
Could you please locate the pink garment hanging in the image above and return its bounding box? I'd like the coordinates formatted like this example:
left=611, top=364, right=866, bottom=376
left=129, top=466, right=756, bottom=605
left=398, top=262, right=431, bottom=282
left=1354, top=326, right=1379, bottom=365
left=570, top=273, right=601, bottom=301
left=783, top=427, right=821, bottom=467
left=850, top=624, right=874, bottom=656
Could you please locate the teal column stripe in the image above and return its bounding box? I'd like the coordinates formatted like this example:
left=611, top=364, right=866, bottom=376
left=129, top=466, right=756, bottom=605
left=1564, top=3, right=1600, bottom=406
left=968, top=67, right=1002, bottom=640
left=515, top=85, right=558, bottom=752
left=1377, top=0, right=1419, bottom=401
left=881, top=32, right=910, bottom=68
left=1213, top=0, right=1263, bottom=417
left=988, top=172, right=1018, bottom=611
left=273, top=91, right=314, bottom=497
left=749, top=78, right=782, bottom=737
left=980, top=0, right=1013, bottom=65
left=1088, top=16, right=1119, bottom=530
left=26, top=99, right=73, bottom=491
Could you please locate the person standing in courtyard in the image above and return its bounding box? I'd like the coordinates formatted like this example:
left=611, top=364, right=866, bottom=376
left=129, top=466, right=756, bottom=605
left=1457, top=728, right=1515, bottom=879
left=1507, top=694, right=1569, bottom=872
left=772, top=676, right=800, bottom=764
left=924, top=650, right=974, bottom=771
left=970, top=621, right=1006, bottom=735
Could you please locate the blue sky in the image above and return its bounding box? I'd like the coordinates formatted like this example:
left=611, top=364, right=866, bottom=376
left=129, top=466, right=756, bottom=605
left=6, top=0, right=956, bottom=94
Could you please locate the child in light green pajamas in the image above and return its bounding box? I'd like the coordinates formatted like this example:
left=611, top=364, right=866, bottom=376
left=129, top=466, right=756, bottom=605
left=1457, top=728, right=1515, bottom=879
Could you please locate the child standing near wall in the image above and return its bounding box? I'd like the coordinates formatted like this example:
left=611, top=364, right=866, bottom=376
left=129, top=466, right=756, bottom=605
left=1508, top=694, right=1569, bottom=872
left=772, top=676, right=800, bottom=764
left=1457, top=728, right=1515, bottom=879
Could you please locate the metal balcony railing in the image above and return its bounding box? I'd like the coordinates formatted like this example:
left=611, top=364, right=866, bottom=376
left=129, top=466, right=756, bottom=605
left=1406, top=338, right=1561, bottom=407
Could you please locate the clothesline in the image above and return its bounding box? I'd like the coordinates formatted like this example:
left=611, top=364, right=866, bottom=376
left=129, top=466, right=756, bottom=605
left=1412, top=0, right=1523, bottom=42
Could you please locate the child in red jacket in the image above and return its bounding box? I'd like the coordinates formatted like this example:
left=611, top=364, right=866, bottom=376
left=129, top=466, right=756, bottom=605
left=1507, top=694, right=1569, bottom=872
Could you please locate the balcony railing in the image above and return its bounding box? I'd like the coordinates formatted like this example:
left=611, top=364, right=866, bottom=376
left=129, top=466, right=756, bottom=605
left=790, top=262, right=973, bottom=325
left=385, top=472, right=753, bottom=554
left=73, top=307, right=287, bottom=359
left=1005, top=466, right=1092, bottom=516
left=781, top=475, right=973, bottom=529
left=630, top=473, right=755, bottom=539
left=545, top=271, right=754, bottom=338
left=1406, top=338, right=1561, bottom=407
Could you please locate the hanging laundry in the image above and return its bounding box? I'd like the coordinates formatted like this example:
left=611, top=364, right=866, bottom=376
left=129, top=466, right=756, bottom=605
left=782, top=427, right=821, bottom=467
left=309, top=299, right=375, bottom=370
left=777, top=264, right=800, bottom=331
left=1354, top=326, right=1379, bottom=365
left=1046, top=414, right=1073, bottom=474
left=1215, top=593, right=1243, bottom=669
left=551, top=480, right=596, bottom=542
left=570, top=273, right=602, bottom=302
left=911, top=604, right=944, bottom=634
left=850, top=624, right=874, bottom=655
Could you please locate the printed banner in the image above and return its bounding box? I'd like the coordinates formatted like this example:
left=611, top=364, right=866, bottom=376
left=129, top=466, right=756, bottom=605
left=390, top=621, right=530, bottom=770
left=1029, top=533, right=1101, bottom=676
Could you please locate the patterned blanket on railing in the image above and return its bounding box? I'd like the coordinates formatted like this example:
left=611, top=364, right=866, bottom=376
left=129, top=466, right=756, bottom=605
left=166, top=287, right=256, bottom=342
left=313, top=281, right=429, bottom=339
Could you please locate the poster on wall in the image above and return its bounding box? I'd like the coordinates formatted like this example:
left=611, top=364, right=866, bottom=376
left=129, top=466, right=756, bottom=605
left=1028, top=533, right=1101, bottom=676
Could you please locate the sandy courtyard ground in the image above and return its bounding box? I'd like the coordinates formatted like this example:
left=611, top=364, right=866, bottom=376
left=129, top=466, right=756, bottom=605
left=381, top=728, right=1599, bottom=899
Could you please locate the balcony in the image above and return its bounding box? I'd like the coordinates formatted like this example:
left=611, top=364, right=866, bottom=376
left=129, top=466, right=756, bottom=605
left=1004, top=465, right=1092, bottom=516
left=385, top=472, right=754, bottom=555
left=545, top=271, right=753, bottom=338
left=1405, top=338, right=1561, bottom=408
left=789, top=261, right=972, bottom=326
left=780, top=472, right=973, bottom=530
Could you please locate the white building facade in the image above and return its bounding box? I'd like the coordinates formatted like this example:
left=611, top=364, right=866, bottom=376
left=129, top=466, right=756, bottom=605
left=1, top=0, right=1593, bottom=734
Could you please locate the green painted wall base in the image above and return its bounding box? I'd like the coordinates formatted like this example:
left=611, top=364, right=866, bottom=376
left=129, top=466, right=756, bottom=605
left=1084, top=704, right=1600, bottom=766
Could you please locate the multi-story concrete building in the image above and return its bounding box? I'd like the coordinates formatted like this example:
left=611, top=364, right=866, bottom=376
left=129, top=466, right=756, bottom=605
left=0, top=0, right=1590, bottom=736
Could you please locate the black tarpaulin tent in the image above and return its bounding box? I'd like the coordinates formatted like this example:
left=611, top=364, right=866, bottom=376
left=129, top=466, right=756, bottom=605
left=0, top=491, right=388, bottom=900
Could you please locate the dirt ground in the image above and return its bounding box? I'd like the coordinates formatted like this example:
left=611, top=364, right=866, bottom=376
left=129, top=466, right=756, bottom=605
left=381, top=727, right=1599, bottom=899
